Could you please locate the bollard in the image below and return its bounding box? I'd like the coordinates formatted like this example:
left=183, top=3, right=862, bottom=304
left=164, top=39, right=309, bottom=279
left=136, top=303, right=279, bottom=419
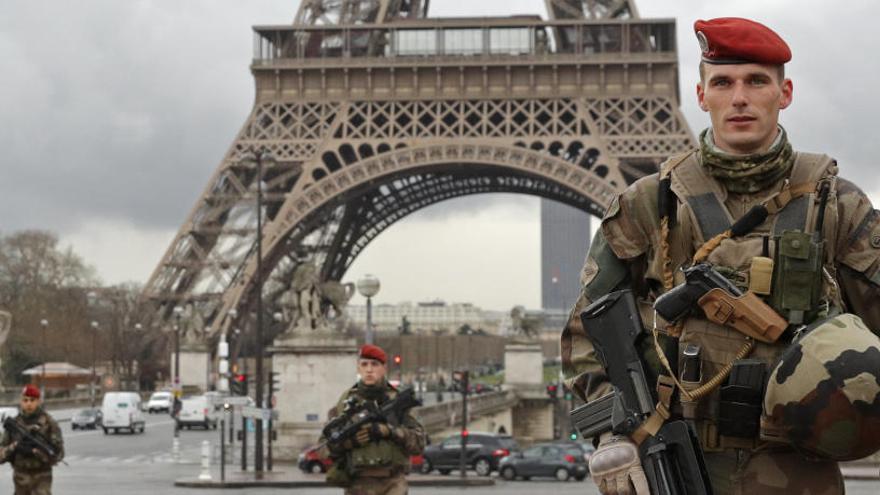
left=198, top=440, right=212, bottom=481
left=172, top=436, right=181, bottom=463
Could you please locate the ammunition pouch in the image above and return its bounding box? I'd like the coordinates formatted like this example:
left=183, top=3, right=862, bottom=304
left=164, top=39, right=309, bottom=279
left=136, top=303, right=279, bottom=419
left=717, top=360, right=766, bottom=439
left=350, top=439, right=406, bottom=471
left=769, top=231, right=825, bottom=325
left=698, top=421, right=764, bottom=453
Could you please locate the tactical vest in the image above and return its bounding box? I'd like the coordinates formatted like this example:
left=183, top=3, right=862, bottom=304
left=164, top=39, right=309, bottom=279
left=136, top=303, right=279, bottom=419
left=653, top=150, right=840, bottom=450
left=8, top=410, right=59, bottom=472
left=334, top=385, right=409, bottom=472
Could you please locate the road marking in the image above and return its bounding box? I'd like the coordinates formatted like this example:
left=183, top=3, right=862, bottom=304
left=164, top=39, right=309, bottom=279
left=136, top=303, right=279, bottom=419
left=65, top=419, right=175, bottom=438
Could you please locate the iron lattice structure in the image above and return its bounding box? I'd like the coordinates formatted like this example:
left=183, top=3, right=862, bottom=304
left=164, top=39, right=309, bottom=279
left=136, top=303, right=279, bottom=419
left=143, top=0, right=694, bottom=336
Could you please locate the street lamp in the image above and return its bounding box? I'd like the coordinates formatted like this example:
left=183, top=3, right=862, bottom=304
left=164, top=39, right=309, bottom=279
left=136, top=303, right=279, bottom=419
left=86, top=291, right=98, bottom=407
left=172, top=306, right=184, bottom=393
left=39, top=319, right=48, bottom=396
left=241, top=149, right=275, bottom=473
left=356, top=275, right=381, bottom=345
left=133, top=323, right=142, bottom=390
left=90, top=320, right=99, bottom=408
left=172, top=305, right=184, bottom=463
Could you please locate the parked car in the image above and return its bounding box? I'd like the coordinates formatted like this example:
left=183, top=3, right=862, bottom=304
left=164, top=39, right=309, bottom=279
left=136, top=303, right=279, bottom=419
left=298, top=444, right=333, bottom=474
left=101, top=391, right=146, bottom=434
left=498, top=442, right=589, bottom=481
left=177, top=395, right=220, bottom=430
left=71, top=408, right=103, bottom=430
left=421, top=432, right=519, bottom=476
left=146, top=391, right=173, bottom=414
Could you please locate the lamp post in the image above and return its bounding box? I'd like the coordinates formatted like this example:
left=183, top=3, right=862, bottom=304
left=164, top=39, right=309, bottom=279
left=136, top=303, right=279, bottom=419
left=86, top=291, right=98, bottom=407
left=133, top=323, right=142, bottom=391
left=39, top=319, right=48, bottom=396
left=172, top=305, right=184, bottom=463
left=241, top=149, right=275, bottom=473
left=356, top=275, right=381, bottom=345
left=90, top=320, right=99, bottom=408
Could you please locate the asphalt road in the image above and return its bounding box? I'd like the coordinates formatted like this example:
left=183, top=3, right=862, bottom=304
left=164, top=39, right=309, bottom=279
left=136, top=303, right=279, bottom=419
left=1, top=410, right=878, bottom=494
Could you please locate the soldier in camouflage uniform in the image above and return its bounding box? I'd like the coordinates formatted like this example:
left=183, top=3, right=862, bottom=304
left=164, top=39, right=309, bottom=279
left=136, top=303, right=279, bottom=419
left=561, top=17, right=880, bottom=495
left=323, top=344, right=425, bottom=495
left=0, top=385, right=65, bottom=495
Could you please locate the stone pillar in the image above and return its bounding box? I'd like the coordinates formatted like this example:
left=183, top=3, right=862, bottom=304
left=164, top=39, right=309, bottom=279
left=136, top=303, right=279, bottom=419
left=172, top=345, right=210, bottom=392
left=270, top=334, right=358, bottom=460
left=504, top=342, right=544, bottom=389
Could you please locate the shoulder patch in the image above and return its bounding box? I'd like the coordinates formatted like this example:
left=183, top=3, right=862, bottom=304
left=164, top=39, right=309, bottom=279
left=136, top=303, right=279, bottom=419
left=583, top=230, right=628, bottom=301
left=600, top=174, right=661, bottom=260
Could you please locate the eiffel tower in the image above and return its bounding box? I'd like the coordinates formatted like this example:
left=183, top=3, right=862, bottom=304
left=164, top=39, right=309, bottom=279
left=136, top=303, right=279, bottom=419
left=142, top=0, right=695, bottom=336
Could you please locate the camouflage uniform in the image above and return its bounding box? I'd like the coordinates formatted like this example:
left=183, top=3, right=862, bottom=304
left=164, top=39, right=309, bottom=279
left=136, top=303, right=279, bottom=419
left=323, top=381, right=425, bottom=495
left=562, top=143, right=880, bottom=495
left=0, top=407, right=65, bottom=495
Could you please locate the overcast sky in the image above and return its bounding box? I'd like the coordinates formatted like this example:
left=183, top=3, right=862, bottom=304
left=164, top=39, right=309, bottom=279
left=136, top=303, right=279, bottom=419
left=2, top=0, right=878, bottom=311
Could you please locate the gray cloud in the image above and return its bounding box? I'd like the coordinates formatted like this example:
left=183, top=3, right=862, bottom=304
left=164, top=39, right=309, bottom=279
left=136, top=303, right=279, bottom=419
left=2, top=0, right=877, bottom=247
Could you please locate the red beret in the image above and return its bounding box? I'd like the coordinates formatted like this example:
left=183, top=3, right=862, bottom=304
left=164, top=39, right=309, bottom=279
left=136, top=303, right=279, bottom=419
left=359, top=344, right=387, bottom=364
left=694, top=17, right=791, bottom=65
left=22, top=384, right=40, bottom=399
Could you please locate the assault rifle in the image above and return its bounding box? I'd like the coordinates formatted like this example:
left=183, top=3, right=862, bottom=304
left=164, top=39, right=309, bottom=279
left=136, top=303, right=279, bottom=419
left=569, top=290, right=712, bottom=495
left=3, top=417, right=63, bottom=465
left=322, top=387, right=421, bottom=449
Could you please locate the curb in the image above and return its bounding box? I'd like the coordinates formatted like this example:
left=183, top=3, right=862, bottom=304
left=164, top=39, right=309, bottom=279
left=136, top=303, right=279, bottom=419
left=174, top=477, right=495, bottom=489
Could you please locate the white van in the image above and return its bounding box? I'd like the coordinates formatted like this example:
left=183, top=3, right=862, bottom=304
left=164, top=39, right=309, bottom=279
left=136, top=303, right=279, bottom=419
left=101, top=392, right=146, bottom=434
left=177, top=395, right=220, bottom=430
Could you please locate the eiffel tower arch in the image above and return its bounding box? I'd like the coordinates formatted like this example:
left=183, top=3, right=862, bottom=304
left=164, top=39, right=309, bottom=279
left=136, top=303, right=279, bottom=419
left=142, top=0, right=695, bottom=342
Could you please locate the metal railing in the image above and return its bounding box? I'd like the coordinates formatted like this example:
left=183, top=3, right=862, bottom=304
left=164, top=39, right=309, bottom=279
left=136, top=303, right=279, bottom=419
left=415, top=390, right=518, bottom=432
left=253, top=18, right=676, bottom=63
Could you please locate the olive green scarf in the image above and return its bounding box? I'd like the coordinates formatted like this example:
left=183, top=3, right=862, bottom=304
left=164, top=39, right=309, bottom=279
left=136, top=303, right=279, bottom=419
left=699, top=126, right=794, bottom=194
left=356, top=380, right=388, bottom=401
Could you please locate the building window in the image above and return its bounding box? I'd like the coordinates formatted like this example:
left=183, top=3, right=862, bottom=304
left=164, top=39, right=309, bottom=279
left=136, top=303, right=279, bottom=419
left=489, top=28, right=532, bottom=55
left=395, top=29, right=437, bottom=56
left=444, top=29, right=483, bottom=55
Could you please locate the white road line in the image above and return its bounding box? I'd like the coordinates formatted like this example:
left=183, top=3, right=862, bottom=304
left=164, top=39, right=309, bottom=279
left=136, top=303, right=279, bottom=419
left=65, top=419, right=175, bottom=438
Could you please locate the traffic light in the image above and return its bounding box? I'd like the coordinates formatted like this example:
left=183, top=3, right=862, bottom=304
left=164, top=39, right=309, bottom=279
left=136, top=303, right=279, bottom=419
left=231, top=373, right=248, bottom=396
left=270, top=371, right=280, bottom=393
left=546, top=383, right=558, bottom=399
left=563, top=385, right=573, bottom=401
left=452, top=370, right=470, bottom=394
left=569, top=431, right=578, bottom=441
left=393, top=354, right=402, bottom=365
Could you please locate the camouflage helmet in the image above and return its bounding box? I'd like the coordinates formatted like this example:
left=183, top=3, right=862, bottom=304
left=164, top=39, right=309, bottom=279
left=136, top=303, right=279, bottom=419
left=764, top=313, right=880, bottom=461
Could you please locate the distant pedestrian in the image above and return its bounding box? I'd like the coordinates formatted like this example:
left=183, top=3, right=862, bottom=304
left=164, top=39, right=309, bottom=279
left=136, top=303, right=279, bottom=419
left=323, top=344, right=425, bottom=495
left=0, top=385, right=65, bottom=495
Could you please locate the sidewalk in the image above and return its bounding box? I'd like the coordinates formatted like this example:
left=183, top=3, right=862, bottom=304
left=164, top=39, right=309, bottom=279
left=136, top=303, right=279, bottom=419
left=175, top=468, right=494, bottom=489
left=45, top=406, right=81, bottom=423
left=841, top=462, right=880, bottom=480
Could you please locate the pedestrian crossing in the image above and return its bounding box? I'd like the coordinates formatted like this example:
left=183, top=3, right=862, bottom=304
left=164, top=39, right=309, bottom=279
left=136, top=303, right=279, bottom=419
left=62, top=446, right=258, bottom=465
left=62, top=451, right=184, bottom=465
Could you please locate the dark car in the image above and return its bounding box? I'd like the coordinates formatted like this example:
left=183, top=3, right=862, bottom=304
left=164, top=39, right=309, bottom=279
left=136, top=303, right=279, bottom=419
left=71, top=408, right=103, bottom=430
left=499, top=442, right=589, bottom=481
left=421, top=432, right=519, bottom=476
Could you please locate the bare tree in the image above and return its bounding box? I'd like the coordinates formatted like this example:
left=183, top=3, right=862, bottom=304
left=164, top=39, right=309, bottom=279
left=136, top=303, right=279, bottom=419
left=0, top=230, right=99, bottom=386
